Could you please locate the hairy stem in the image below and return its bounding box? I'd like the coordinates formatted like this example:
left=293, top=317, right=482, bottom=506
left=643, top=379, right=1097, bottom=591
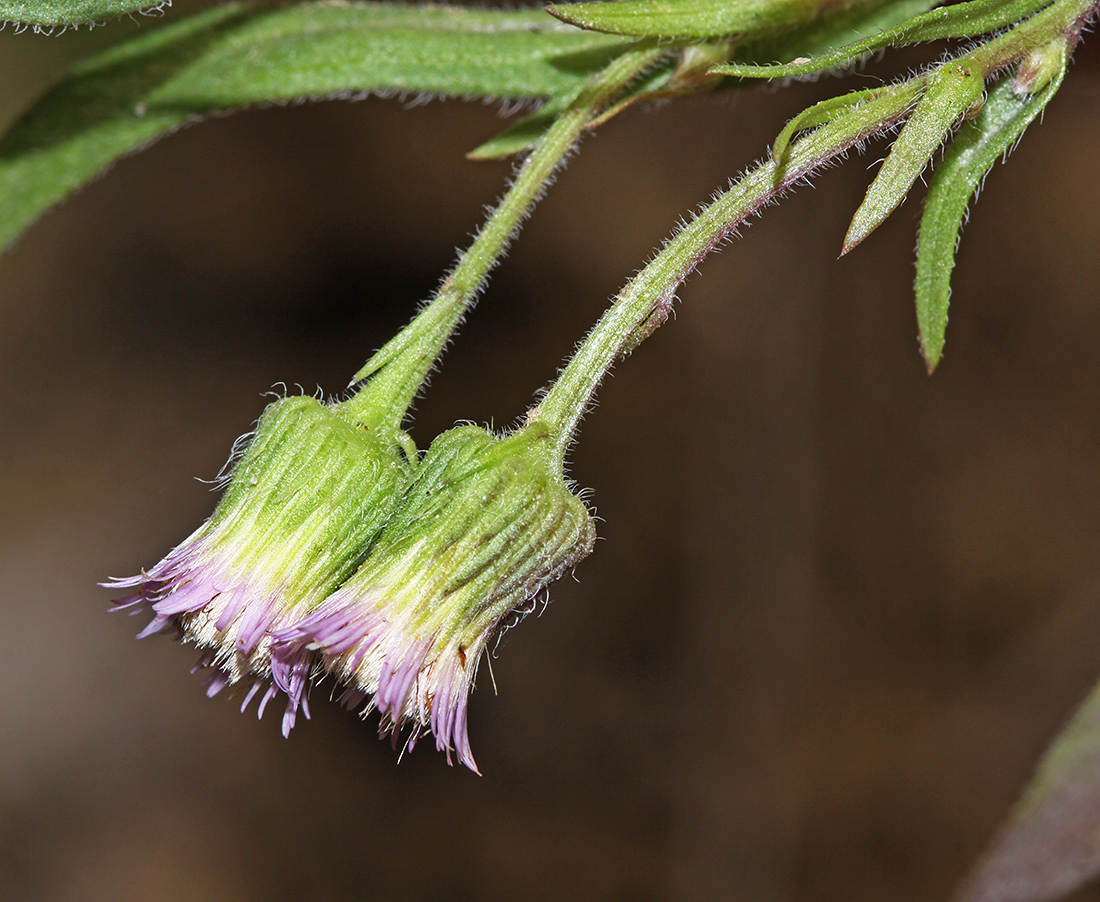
left=340, top=39, right=669, bottom=431
left=533, top=82, right=921, bottom=460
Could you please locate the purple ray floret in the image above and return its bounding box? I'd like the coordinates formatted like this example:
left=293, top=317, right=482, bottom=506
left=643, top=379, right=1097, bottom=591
left=102, top=529, right=311, bottom=735
left=273, top=592, right=481, bottom=773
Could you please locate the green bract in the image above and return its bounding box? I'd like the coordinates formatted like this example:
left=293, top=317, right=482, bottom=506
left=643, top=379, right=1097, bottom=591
left=843, top=59, right=987, bottom=253
left=356, top=422, right=595, bottom=632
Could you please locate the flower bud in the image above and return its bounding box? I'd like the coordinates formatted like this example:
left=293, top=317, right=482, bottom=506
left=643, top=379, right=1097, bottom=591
left=272, top=421, right=595, bottom=772
left=104, top=395, right=414, bottom=735
left=1013, top=35, right=1068, bottom=96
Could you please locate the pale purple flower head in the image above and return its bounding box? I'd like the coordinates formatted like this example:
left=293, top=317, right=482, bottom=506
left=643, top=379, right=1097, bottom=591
left=272, top=421, right=595, bottom=772
left=107, top=400, right=591, bottom=772
left=105, top=394, right=412, bottom=735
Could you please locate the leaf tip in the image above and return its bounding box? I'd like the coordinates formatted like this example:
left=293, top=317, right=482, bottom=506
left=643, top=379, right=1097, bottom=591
left=544, top=4, right=578, bottom=27
left=919, top=315, right=946, bottom=373
left=465, top=146, right=500, bottom=162
left=920, top=344, right=942, bottom=374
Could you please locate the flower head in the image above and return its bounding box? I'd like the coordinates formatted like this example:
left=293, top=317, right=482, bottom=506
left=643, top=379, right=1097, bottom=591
left=105, top=395, right=414, bottom=735
left=272, top=420, right=595, bottom=772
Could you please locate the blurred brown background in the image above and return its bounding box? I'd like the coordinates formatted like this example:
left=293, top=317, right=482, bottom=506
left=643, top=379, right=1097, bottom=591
left=2, top=16, right=1100, bottom=902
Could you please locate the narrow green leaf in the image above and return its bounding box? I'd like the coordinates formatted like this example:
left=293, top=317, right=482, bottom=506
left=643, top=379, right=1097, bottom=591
left=959, top=673, right=1100, bottom=902
left=772, top=86, right=905, bottom=165
left=0, top=2, right=632, bottom=253
left=547, top=0, right=860, bottom=39
left=712, top=0, right=1054, bottom=78
left=468, top=101, right=568, bottom=160
left=0, top=0, right=159, bottom=27
left=843, top=60, right=986, bottom=253
left=734, top=0, right=938, bottom=67
left=915, top=62, right=1064, bottom=371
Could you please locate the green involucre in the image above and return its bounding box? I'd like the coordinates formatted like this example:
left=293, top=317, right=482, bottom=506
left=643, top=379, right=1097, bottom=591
left=207, top=395, right=415, bottom=610
left=344, top=422, right=595, bottom=641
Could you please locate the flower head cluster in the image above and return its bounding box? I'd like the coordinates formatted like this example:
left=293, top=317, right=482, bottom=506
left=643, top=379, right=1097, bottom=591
left=107, top=397, right=593, bottom=770
left=272, top=422, right=595, bottom=772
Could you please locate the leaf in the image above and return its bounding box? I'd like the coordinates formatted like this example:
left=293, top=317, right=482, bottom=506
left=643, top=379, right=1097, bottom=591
left=842, top=59, right=986, bottom=253
left=771, top=85, right=913, bottom=165
left=915, top=59, right=1064, bottom=371
left=468, top=49, right=677, bottom=159
left=711, top=0, right=1054, bottom=78
left=547, top=0, right=871, bottom=39
left=734, top=0, right=940, bottom=67
left=468, top=101, right=569, bottom=160
left=476, top=0, right=942, bottom=160
left=0, top=2, right=632, bottom=253
left=0, top=0, right=160, bottom=27
left=959, top=673, right=1100, bottom=902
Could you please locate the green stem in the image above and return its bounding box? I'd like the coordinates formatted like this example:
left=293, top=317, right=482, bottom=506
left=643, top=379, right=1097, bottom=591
left=533, top=80, right=923, bottom=461
left=340, top=38, right=669, bottom=431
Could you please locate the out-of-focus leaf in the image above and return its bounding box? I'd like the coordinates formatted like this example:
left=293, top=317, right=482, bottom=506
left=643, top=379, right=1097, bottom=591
left=0, top=2, right=632, bottom=252
left=842, top=60, right=986, bottom=253
left=959, top=674, right=1100, bottom=902
left=915, top=59, right=1064, bottom=371
left=0, top=0, right=159, bottom=26
left=712, top=0, right=1052, bottom=78
left=547, top=0, right=867, bottom=39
